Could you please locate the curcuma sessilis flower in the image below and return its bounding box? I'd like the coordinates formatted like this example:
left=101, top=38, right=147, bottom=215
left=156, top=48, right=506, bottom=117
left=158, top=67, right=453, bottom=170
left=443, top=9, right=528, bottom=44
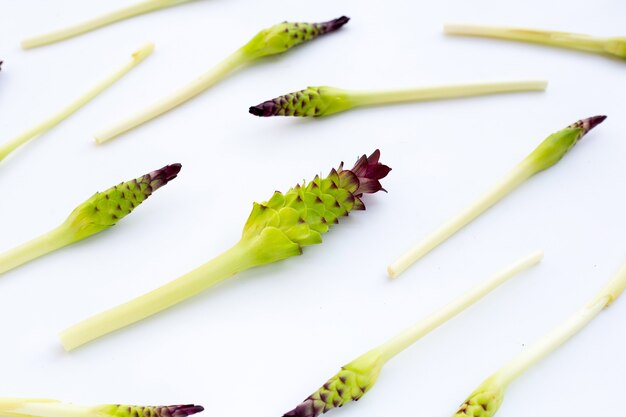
left=94, top=17, right=350, bottom=143
left=0, top=164, right=181, bottom=276
left=283, top=252, right=542, bottom=417
left=60, top=151, right=390, bottom=350
left=0, top=398, right=204, bottom=417
left=388, top=116, right=607, bottom=278
left=453, top=258, right=626, bottom=417
left=249, top=81, right=547, bottom=118
left=444, top=24, right=626, bottom=60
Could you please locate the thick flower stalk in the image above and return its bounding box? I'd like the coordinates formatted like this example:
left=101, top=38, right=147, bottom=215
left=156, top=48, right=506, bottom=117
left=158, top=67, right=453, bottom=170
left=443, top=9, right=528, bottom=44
left=0, top=164, right=181, bottom=276
left=0, top=398, right=203, bottom=417
left=94, top=16, right=350, bottom=143
left=0, top=43, right=153, bottom=165
left=60, top=150, right=389, bottom=350
left=444, top=24, right=626, bottom=60
left=284, top=252, right=543, bottom=417
left=453, top=258, right=626, bottom=417
left=22, top=0, right=196, bottom=49
left=388, top=115, right=606, bottom=278
left=249, top=80, right=547, bottom=118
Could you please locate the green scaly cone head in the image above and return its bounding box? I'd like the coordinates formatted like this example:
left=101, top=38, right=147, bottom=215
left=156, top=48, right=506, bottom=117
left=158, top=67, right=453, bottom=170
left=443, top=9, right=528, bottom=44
left=249, top=86, right=353, bottom=117
left=238, top=150, right=390, bottom=267
left=63, top=164, right=181, bottom=241
left=283, top=350, right=385, bottom=417
left=239, top=16, right=349, bottom=60
left=525, top=115, right=606, bottom=174
left=97, top=404, right=204, bottom=417
left=453, top=379, right=505, bottom=417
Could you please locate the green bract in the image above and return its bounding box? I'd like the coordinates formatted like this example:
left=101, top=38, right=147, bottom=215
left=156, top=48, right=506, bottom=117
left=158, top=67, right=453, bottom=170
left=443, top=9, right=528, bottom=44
left=453, top=259, right=626, bottom=417
left=94, top=17, right=349, bottom=143
left=0, top=164, right=180, bottom=276
left=60, top=151, right=390, bottom=350
left=0, top=398, right=203, bottom=417
left=249, top=81, right=547, bottom=118
left=444, top=24, right=626, bottom=60
left=388, top=116, right=606, bottom=278
left=283, top=252, right=542, bottom=417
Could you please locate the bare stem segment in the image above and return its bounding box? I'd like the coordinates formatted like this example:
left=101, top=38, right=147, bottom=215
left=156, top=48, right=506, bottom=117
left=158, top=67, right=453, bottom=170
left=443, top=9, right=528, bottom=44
left=0, top=43, right=153, bottom=163
left=22, top=0, right=194, bottom=49
left=94, top=49, right=247, bottom=144
left=0, top=226, right=74, bottom=276
left=59, top=240, right=254, bottom=351
left=388, top=163, right=534, bottom=278
left=348, top=80, right=547, bottom=108
left=378, top=251, right=542, bottom=363
left=444, top=24, right=626, bottom=59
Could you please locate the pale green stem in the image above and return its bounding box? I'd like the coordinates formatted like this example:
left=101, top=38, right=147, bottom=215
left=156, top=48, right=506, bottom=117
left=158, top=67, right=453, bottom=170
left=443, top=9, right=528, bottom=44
left=0, top=43, right=153, bottom=163
left=22, top=0, right=194, bottom=49
left=59, top=240, right=255, bottom=351
left=444, top=24, right=609, bottom=54
left=0, top=400, right=92, bottom=417
left=388, top=160, right=535, bottom=278
left=489, top=259, right=626, bottom=388
left=0, top=225, right=75, bottom=276
left=94, top=49, right=249, bottom=144
left=376, top=251, right=542, bottom=364
left=347, top=80, right=547, bottom=108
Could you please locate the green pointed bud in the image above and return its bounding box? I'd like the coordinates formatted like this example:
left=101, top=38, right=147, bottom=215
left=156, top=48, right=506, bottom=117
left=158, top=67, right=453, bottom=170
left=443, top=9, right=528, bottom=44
left=65, top=163, right=181, bottom=240
left=94, top=17, right=349, bottom=143
left=0, top=398, right=203, bottom=417
left=525, top=116, right=606, bottom=173
left=240, top=17, right=350, bottom=60
left=388, top=116, right=606, bottom=277
left=0, top=164, right=180, bottom=276
left=453, top=379, right=504, bottom=417
left=250, top=81, right=547, bottom=118
left=60, top=151, right=390, bottom=350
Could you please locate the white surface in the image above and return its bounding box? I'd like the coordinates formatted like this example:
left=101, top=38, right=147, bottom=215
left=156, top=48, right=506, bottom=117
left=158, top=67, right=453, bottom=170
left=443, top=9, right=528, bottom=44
left=0, top=0, right=624, bottom=416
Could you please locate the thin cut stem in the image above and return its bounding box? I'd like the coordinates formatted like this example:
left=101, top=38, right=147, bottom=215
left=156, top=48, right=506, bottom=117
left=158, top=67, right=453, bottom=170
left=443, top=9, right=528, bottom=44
left=0, top=43, right=153, bottom=163
left=348, top=80, right=547, bottom=108
left=444, top=24, right=609, bottom=54
left=0, top=225, right=74, bottom=276
left=22, top=0, right=193, bottom=49
left=378, top=251, right=542, bottom=363
left=59, top=240, right=254, bottom=351
left=388, top=161, right=535, bottom=278
left=490, top=259, right=626, bottom=388
left=0, top=401, right=91, bottom=417
left=94, top=49, right=248, bottom=144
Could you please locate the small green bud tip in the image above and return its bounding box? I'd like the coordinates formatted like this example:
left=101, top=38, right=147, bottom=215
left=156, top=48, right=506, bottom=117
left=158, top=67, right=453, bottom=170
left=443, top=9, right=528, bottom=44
left=453, top=385, right=505, bottom=417
left=240, top=16, right=350, bottom=60
left=101, top=404, right=204, bottom=417
left=64, top=163, right=181, bottom=240
left=526, top=115, right=606, bottom=173
left=249, top=86, right=353, bottom=117
left=240, top=150, right=390, bottom=266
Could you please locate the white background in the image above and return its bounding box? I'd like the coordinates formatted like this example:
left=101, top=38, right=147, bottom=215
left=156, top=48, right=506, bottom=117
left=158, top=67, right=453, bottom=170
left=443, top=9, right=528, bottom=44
left=0, top=0, right=624, bottom=416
